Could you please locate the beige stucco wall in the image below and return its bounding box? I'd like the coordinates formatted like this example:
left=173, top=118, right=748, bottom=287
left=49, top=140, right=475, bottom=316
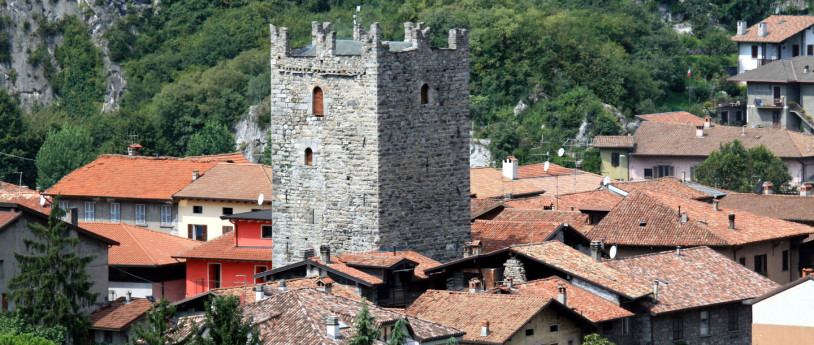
left=752, top=324, right=814, bottom=345
left=599, top=148, right=629, bottom=181
left=717, top=240, right=797, bottom=285
left=504, top=307, right=582, bottom=345
left=177, top=199, right=268, bottom=240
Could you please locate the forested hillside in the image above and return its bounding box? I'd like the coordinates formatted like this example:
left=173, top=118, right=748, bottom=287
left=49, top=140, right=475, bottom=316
left=0, top=0, right=791, bottom=187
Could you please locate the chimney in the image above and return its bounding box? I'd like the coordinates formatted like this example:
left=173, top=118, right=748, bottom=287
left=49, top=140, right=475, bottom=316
left=653, top=280, right=659, bottom=301
left=278, top=279, right=287, bottom=292
left=801, top=183, right=813, bottom=196
left=806, top=65, right=811, bottom=74
left=762, top=181, right=774, bottom=194
left=192, top=170, right=200, bottom=181
left=737, top=20, right=747, bottom=36
left=127, top=144, right=142, bottom=156
left=66, top=208, right=79, bottom=226
left=729, top=213, right=736, bottom=229
left=326, top=316, right=341, bottom=340
left=695, top=125, right=705, bottom=138
left=317, top=277, right=333, bottom=293
left=502, top=156, right=519, bottom=180
left=704, top=116, right=712, bottom=129
left=680, top=212, right=688, bottom=224
left=676, top=246, right=682, bottom=256
left=108, top=290, right=115, bottom=302
left=126, top=290, right=132, bottom=303
left=480, top=320, right=490, bottom=337
left=713, top=199, right=719, bottom=211
left=505, top=276, right=513, bottom=289
left=590, top=241, right=602, bottom=261
left=802, top=268, right=814, bottom=277
left=468, top=278, right=481, bottom=293
left=758, top=22, right=768, bottom=37
left=319, top=245, right=331, bottom=263
left=557, top=284, right=567, bottom=306
left=254, top=285, right=264, bottom=301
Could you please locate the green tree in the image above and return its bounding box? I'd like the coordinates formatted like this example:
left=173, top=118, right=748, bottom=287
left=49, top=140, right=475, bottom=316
left=185, top=121, right=235, bottom=156
left=0, top=333, right=56, bottom=345
left=348, top=299, right=380, bottom=345
left=130, top=298, right=193, bottom=345
left=35, top=125, right=95, bottom=190
left=8, top=197, right=98, bottom=344
left=195, top=295, right=261, bottom=345
left=0, top=89, right=37, bottom=187
left=387, top=318, right=410, bottom=345
left=694, top=140, right=792, bottom=193
left=0, top=314, right=67, bottom=344
left=583, top=333, right=616, bottom=345
left=444, top=337, right=459, bottom=345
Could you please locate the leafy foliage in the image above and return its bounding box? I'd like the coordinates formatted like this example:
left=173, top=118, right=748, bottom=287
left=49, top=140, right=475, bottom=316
left=8, top=197, right=98, bottom=344
left=0, top=333, right=56, bottom=345
left=348, top=299, right=380, bottom=345
left=35, top=126, right=95, bottom=190
left=185, top=121, right=235, bottom=156
left=129, top=298, right=193, bottom=345
left=0, top=314, right=67, bottom=344
left=195, top=295, right=261, bottom=345
left=0, top=90, right=38, bottom=187
left=50, top=16, right=106, bottom=119
left=387, top=318, right=410, bottom=345
left=583, top=333, right=616, bottom=345
left=444, top=337, right=459, bottom=345
left=694, top=140, right=792, bottom=193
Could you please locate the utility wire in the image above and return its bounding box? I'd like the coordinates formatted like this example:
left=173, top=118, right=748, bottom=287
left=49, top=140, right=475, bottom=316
left=0, top=152, right=35, bottom=162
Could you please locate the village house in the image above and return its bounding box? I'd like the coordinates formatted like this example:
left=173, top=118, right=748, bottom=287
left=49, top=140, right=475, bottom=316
left=89, top=296, right=154, bottom=345
left=471, top=159, right=604, bottom=200
left=750, top=273, right=814, bottom=344
left=44, top=152, right=248, bottom=235
left=173, top=209, right=273, bottom=298
left=731, top=15, right=814, bottom=74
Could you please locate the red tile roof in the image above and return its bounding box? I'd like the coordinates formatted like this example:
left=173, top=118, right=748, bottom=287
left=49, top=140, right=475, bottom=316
left=307, top=257, right=384, bottom=285
left=45, top=154, right=248, bottom=201
left=89, top=297, right=154, bottom=331
left=470, top=199, right=505, bottom=220
left=611, top=177, right=712, bottom=200
left=174, top=231, right=273, bottom=262
left=80, top=222, right=200, bottom=266
left=717, top=192, right=814, bottom=222
left=210, top=276, right=362, bottom=305
left=0, top=182, right=51, bottom=214
left=0, top=212, right=20, bottom=229
left=486, top=208, right=590, bottom=233
left=341, top=250, right=441, bottom=280
left=605, top=247, right=779, bottom=314
left=504, top=190, right=622, bottom=211
left=635, top=111, right=705, bottom=125
left=184, top=152, right=249, bottom=163
left=511, top=241, right=651, bottom=299
left=471, top=220, right=567, bottom=253
left=593, top=136, right=635, bottom=148
left=173, top=164, right=272, bottom=203
left=731, top=15, right=814, bottom=43
left=521, top=173, right=606, bottom=196
left=470, top=167, right=542, bottom=198
left=517, top=162, right=578, bottom=178
left=508, top=276, right=634, bottom=323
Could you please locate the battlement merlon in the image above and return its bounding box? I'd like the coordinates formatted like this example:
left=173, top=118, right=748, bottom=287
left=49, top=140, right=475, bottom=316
left=448, top=28, right=469, bottom=51
left=312, top=21, right=337, bottom=56
left=404, top=22, right=432, bottom=51
left=269, top=24, right=290, bottom=58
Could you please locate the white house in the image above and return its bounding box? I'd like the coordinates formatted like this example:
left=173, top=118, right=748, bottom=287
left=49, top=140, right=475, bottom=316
left=732, top=15, right=814, bottom=74
left=751, top=274, right=814, bottom=345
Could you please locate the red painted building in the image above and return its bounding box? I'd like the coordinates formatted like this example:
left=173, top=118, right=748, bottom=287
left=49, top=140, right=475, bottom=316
left=173, top=210, right=272, bottom=298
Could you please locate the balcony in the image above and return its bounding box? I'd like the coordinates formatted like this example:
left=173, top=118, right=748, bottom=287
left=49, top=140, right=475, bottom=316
left=755, top=97, right=784, bottom=109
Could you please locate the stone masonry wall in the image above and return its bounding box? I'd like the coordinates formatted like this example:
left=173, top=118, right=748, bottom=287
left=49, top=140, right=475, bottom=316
left=650, top=304, right=752, bottom=345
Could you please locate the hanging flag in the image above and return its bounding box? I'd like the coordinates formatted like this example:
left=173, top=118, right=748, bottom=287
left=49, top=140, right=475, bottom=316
left=687, top=67, right=692, bottom=77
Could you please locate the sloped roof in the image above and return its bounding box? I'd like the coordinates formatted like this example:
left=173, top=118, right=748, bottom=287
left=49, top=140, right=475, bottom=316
left=485, top=208, right=590, bottom=233
left=209, top=276, right=362, bottom=305
left=611, top=177, right=712, bottom=200
left=173, top=164, right=272, bottom=203
left=730, top=56, right=814, bottom=83
left=173, top=231, right=273, bottom=262
left=731, top=15, right=814, bottom=43
left=0, top=182, right=51, bottom=214
left=504, top=190, right=623, bottom=212
left=471, top=221, right=576, bottom=253
left=470, top=199, right=505, bottom=220
left=517, top=162, right=578, bottom=178
left=0, top=212, right=20, bottom=229
left=605, top=247, right=779, bottom=314
left=184, top=152, right=249, bottom=162
left=630, top=121, right=814, bottom=158
left=751, top=275, right=814, bottom=304
left=507, top=276, right=634, bottom=323
left=80, top=222, right=200, bottom=266
left=593, top=135, right=635, bottom=148
left=338, top=253, right=413, bottom=269
left=635, top=111, right=705, bottom=125
left=520, top=172, right=606, bottom=196
left=0, top=203, right=118, bottom=246
left=470, top=167, right=542, bottom=198
left=45, top=154, right=248, bottom=200
left=717, top=192, right=814, bottom=222
left=89, top=297, right=154, bottom=331
left=341, top=250, right=441, bottom=280
left=221, top=209, right=273, bottom=221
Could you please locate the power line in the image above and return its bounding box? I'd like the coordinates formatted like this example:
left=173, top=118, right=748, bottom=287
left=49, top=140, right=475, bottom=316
left=0, top=152, right=35, bottom=162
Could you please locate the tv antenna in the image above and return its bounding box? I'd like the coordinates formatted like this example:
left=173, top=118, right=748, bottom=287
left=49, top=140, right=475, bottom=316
left=127, top=132, right=139, bottom=145
left=353, top=5, right=361, bottom=26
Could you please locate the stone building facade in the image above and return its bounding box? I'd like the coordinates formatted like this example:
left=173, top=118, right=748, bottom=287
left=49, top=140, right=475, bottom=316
left=269, top=21, right=471, bottom=265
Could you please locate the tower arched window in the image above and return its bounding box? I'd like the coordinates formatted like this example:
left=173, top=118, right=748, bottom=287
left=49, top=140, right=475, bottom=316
left=305, top=148, right=313, bottom=166
left=313, top=87, right=324, bottom=116
left=420, top=84, right=429, bottom=104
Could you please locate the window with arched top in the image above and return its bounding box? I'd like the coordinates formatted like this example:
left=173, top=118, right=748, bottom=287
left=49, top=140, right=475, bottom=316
left=305, top=148, right=313, bottom=166
left=420, top=84, right=429, bottom=104
left=313, top=87, right=324, bottom=116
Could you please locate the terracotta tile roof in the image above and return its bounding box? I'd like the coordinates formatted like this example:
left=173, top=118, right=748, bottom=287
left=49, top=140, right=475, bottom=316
left=508, top=276, right=634, bottom=323
left=593, top=189, right=814, bottom=247
left=173, top=164, right=272, bottom=203
left=593, top=135, right=635, bottom=148
left=517, top=162, right=577, bottom=178
left=173, top=231, right=273, bottom=262
left=470, top=167, right=542, bottom=198
left=605, top=247, right=779, bottom=314
left=611, top=177, right=712, bottom=200
left=470, top=199, right=505, bottom=220
left=239, top=288, right=464, bottom=344
left=407, top=290, right=561, bottom=344
left=80, top=222, right=200, bottom=266
left=338, top=253, right=409, bottom=269
left=520, top=173, right=606, bottom=196
left=731, top=15, right=814, bottom=43
left=471, top=220, right=568, bottom=253
left=511, top=241, right=652, bottom=299
left=343, top=250, right=441, bottom=280
left=89, top=297, right=154, bottom=331
left=210, top=276, right=363, bottom=305
left=630, top=121, right=814, bottom=158
left=486, top=208, right=590, bottom=233
left=309, top=257, right=384, bottom=285
left=635, top=111, right=705, bottom=125
left=504, top=190, right=622, bottom=211
left=717, top=192, right=814, bottom=222
left=45, top=154, right=248, bottom=200
left=184, top=152, right=250, bottom=163
left=0, top=212, right=20, bottom=229
left=0, top=182, right=51, bottom=214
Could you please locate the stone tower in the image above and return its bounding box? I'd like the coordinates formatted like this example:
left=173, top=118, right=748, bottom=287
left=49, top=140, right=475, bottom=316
left=269, top=21, right=471, bottom=265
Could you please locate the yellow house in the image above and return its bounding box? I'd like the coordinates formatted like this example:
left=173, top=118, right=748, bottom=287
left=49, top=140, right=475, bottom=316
left=593, top=136, right=633, bottom=181
left=173, top=163, right=272, bottom=241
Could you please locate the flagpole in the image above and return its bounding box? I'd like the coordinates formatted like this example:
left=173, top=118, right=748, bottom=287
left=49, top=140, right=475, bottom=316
left=687, top=66, right=691, bottom=105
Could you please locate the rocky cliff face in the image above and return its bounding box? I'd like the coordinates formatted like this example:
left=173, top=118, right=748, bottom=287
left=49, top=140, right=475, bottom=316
left=0, top=0, right=149, bottom=112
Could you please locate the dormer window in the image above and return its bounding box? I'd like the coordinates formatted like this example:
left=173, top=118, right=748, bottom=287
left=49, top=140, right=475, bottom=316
left=420, top=84, right=429, bottom=104
left=305, top=148, right=313, bottom=166
left=313, top=87, right=324, bottom=116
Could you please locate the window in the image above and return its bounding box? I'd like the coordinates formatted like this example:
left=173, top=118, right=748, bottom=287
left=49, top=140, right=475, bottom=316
left=752, top=45, right=759, bottom=59
left=728, top=307, right=739, bottom=331
left=1, top=293, right=6, bottom=311
left=262, top=225, right=273, bottom=239
left=110, top=203, right=120, bottom=223
left=690, top=164, right=699, bottom=181
left=305, top=148, right=313, bottom=166
left=525, top=329, right=534, bottom=336
left=700, top=310, right=710, bottom=335
left=193, top=205, right=203, bottom=214
left=222, top=207, right=233, bottom=215
left=255, top=265, right=269, bottom=284
left=0, top=260, right=3, bottom=279
left=84, top=201, right=95, bottom=222
left=611, top=152, right=620, bottom=167
left=313, top=87, right=324, bottom=116
left=135, top=204, right=146, bottom=225
left=104, top=331, right=113, bottom=344
left=59, top=201, right=71, bottom=220
left=160, top=205, right=172, bottom=226
left=793, top=44, right=800, bottom=57
left=672, top=316, right=684, bottom=340
left=736, top=111, right=744, bottom=122
left=739, top=257, right=746, bottom=266
left=754, top=254, right=767, bottom=276
left=222, top=226, right=233, bottom=233
left=549, top=324, right=559, bottom=333
left=622, top=317, right=631, bottom=335
left=420, top=84, right=429, bottom=104
left=782, top=250, right=789, bottom=271
left=188, top=225, right=207, bottom=241
left=721, top=111, right=729, bottom=124
left=208, top=263, right=221, bottom=290
left=655, top=165, right=674, bottom=178
left=644, top=168, right=653, bottom=179
left=808, top=45, right=813, bottom=55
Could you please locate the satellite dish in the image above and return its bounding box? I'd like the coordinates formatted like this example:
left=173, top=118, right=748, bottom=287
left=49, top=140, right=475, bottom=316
left=557, top=148, right=565, bottom=157
left=39, top=195, right=46, bottom=207
left=257, top=193, right=265, bottom=206
left=544, top=161, right=550, bottom=172
left=609, top=245, right=618, bottom=259
left=603, top=176, right=611, bottom=186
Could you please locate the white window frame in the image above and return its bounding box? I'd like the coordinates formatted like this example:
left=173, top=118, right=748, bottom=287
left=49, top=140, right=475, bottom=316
left=135, top=204, right=146, bottom=225
left=110, top=203, right=121, bottom=223
left=84, top=201, right=95, bottom=222
left=60, top=201, right=71, bottom=220
left=160, top=205, right=172, bottom=226
left=699, top=310, right=710, bottom=335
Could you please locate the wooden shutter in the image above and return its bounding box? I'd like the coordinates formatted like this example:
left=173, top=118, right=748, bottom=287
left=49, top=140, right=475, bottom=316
left=313, top=87, right=324, bottom=116
left=222, top=226, right=233, bottom=233
left=202, top=225, right=208, bottom=242
left=187, top=224, right=193, bottom=239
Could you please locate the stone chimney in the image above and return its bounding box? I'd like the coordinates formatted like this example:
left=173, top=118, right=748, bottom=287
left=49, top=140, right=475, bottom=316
left=695, top=125, right=705, bottom=138
left=557, top=284, right=567, bottom=306
left=762, top=181, right=774, bottom=194
left=801, top=183, right=813, bottom=196
left=326, top=316, right=341, bottom=340
left=503, top=257, right=527, bottom=283
left=468, top=278, right=482, bottom=293
left=66, top=208, right=79, bottom=226
left=713, top=199, right=719, bottom=211
left=680, top=212, right=688, bottom=224
left=737, top=20, right=747, bottom=36
left=729, top=213, right=736, bottom=229
left=480, top=320, right=490, bottom=337
left=505, top=276, right=513, bottom=289
left=653, top=280, right=659, bottom=301
left=317, top=277, right=333, bottom=293
left=464, top=240, right=483, bottom=258
left=319, top=245, right=331, bottom=263
left=192, top=170, right=200, bottom=181
left=278, top=279, right=287, bottom=292
left=759, top=22, right=768, bottom=38
left=502, top=156, right=518, bottom=180
left=590, top=241, right=602, bottom=261
left=108, top=290, right=115, bottom=302
left=127, top=144, right=142, bottom=156
left=704, top=116, right=712, bottom=129
left=254, top=285, right=264, bottom=301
